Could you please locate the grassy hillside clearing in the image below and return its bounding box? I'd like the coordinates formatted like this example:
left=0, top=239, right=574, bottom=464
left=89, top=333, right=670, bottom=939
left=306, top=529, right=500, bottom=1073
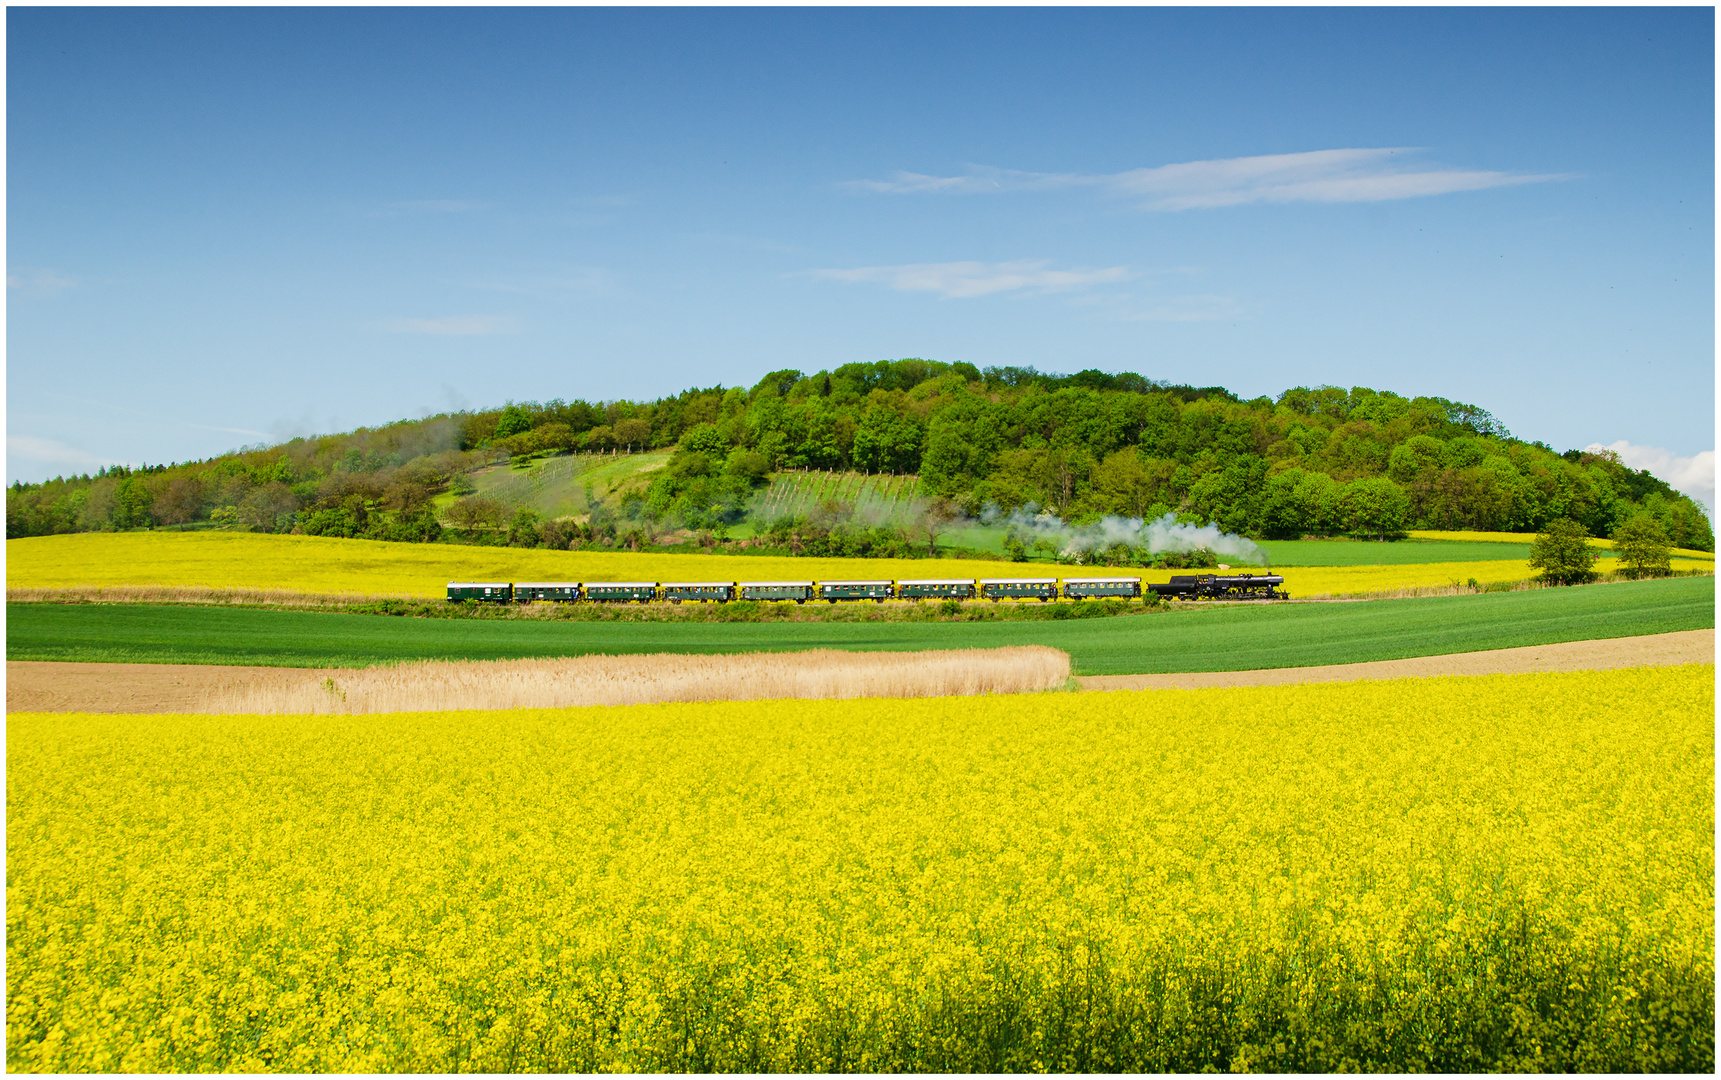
left=435, top=450, right=672, bottom=522
left=9, top=575, right=1711, bottom=675
left=744, top=469, right=924, bottom=525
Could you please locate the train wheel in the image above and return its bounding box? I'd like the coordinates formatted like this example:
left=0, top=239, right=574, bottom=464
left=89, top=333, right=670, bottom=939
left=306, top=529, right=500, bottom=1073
left=670, top=598, right=681, bottom=605
left=796, top=599, right=805, bottom=605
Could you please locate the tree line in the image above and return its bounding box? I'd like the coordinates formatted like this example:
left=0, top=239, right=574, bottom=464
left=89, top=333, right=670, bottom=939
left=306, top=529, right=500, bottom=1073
left=7, top=359, right=1713, bottom=551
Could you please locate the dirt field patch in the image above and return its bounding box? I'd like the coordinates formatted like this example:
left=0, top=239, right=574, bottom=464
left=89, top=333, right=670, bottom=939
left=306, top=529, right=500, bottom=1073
left=1076, top=629, right=1713, bottom=691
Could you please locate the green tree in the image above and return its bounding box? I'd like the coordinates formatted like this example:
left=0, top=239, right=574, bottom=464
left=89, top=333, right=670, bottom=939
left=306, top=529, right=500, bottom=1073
left=494, top=404, right=533, bottom=439
left=680, top=422, right=729, bottom=457
left=614, top=418, right=651, bottom=452
left=300, top=505, right=362, bottom=538
left=1342, top=476, right=1410, bottom=540
left=850, top=406, right=922, bottom=474
left=1089, top=447, right=1157, bottom=519
left=1613, top=514, right=1672, bottom=578
left=722, top=447, right=771, bottom=483
left=238, top=482, right=299, bottom=532
left=917, top=496, right=959, bottom=556
left=1387, top=434, right=1445, bottom=485
left=448, top=496, right=505, bottom=531
left=1529, top=518, right=1599, bottom=585
left=507, top=506, right=543, bottom=547
left=1258, top=467, right=1310, bottom=540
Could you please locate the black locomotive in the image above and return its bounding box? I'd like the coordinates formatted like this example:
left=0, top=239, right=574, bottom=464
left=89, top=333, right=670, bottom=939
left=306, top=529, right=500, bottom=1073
left=1146, top=573, right=1288, bottom=601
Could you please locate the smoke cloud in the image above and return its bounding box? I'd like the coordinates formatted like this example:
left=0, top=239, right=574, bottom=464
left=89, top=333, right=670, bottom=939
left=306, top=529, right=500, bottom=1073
left=980, top=504, right=1268, bottom=565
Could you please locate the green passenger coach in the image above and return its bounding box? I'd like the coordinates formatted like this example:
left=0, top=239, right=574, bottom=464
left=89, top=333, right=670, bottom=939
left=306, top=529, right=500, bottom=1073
left=513, top=582, right=580, bottom=602
left=1061, top=576, right=1142, bottom=599
left=739, top=581, right=815, bottom=603
left=447, top=582, right=513, bottom=602
left=819, top=580, right=895, bottom=603
left=897, top=579, right=976, bottom=600
left=978, top=578, right=1059, bottom=602
left=662, top=582, right=735, bottom=603
left=584, top=582, right=659, bottom=603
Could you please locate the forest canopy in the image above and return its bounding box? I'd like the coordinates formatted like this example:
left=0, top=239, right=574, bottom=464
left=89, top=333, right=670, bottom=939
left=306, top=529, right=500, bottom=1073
left=8, top=359, right=1713, bottom=551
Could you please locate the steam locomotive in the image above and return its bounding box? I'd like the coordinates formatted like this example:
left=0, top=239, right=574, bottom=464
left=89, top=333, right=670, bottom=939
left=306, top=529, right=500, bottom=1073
left=1146, top=573, right=1289, bottom=600
left=448, top=572, right=1287, bottom=604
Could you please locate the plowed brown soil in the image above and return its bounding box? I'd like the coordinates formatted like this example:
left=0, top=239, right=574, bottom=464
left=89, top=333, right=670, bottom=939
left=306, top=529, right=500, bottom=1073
left=1076, top=629, right=1713, bottom=691
left=8, top=661, right=287, bottom=714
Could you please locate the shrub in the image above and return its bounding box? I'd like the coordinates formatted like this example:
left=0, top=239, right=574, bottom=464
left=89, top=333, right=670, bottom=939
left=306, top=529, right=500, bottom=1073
left=680, top=423, right=730, bottom=458
left=1614, top=514, right=1673, bottom=579
left=1529, top=518, right=1599, bottom=585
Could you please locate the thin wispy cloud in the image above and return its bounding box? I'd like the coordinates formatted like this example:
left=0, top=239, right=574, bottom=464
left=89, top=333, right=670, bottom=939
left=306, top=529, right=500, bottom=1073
left=7, top=267, right=79, bottom=297
left=375, top=314, right=519, bottom=335
left=808, top=259, right=1130, bottom=299
left=845, top=149, right=1570, bottom=210
left=1587, top=440, right=1715, bottom=513
left=8, top=435, right=122, bottom=470
left=186, top=421, right=273, bottom=440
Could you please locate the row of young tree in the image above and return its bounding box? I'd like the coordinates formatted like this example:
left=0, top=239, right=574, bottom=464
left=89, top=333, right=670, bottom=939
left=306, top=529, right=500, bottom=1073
left=7, top=359, right=1713, bottom=550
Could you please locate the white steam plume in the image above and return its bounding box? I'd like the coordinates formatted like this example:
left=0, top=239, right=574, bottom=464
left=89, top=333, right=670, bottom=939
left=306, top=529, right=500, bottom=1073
left=980, top=504, right=1267, bottom=565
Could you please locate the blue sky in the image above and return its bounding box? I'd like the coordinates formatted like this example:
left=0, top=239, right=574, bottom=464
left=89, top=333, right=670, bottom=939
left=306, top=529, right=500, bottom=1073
left=8, top=7, right=1715, bottom=505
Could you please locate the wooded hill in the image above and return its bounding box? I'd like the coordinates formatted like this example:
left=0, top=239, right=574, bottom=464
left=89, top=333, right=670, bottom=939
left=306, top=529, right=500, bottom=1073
left=8, top=359, right=1713, bottom=551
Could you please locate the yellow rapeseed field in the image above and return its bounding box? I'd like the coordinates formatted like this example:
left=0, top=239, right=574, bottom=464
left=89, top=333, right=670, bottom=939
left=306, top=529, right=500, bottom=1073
left=8, top=666, right=1712, bottom=1072
left=1407, top=528, right=1715, bottom=561
left=10, top=531, right=1705, bottom=599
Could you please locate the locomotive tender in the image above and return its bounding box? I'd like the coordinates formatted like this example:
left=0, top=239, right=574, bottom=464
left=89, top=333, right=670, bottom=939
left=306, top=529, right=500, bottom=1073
left=447, top=572, right=1286, bottom=604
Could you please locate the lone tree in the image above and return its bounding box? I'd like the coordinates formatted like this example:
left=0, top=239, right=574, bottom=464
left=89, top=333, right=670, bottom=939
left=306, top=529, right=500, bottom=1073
left=917, top=496, right=959, bottom=556
left=1613, top=514, right=1673, bottom=579
left=1529, top=518, right=1600, bottom=585
left=614, top=418, right=651, bottom=453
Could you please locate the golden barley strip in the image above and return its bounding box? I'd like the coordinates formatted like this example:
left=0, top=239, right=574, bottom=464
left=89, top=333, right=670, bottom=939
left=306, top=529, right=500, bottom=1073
left=10, top=646, right=1072, bottom=715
